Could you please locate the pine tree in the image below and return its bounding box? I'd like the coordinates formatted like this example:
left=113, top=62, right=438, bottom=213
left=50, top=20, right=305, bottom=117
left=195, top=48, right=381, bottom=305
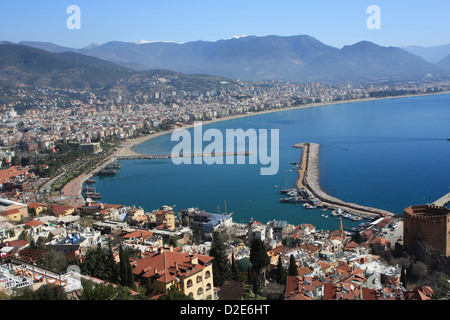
left=275, top=256, right=287, bottom=284
left=105, top=243, right=119, bottom=283
left=249, top=238, right=270, bottom=275
left=288, top=254, right=299, bottom=276
left=209, top=235, right=231, bottom=286
left=119, top=245, right=134, bottom=288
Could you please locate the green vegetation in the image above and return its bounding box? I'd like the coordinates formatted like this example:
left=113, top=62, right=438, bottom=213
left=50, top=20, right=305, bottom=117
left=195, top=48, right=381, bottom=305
left=11, top=284, right=67, bottom=300
left=80, top=279, right=134, bottom=300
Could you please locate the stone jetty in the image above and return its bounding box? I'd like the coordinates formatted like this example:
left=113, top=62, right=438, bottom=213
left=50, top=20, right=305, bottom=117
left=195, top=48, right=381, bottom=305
left=294, top=142, right=398, bottom=220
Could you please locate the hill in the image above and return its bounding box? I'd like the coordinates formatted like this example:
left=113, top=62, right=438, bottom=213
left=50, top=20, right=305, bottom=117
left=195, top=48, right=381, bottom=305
left=23, top=35, right=443, bottom=82
left=0, top=43, right=241, bottom=98
left=437, top=54, right=450, bottom=69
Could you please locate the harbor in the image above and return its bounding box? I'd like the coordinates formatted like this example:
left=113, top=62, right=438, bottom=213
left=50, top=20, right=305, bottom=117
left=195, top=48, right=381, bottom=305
left=291, top=142, right=398, bottom=220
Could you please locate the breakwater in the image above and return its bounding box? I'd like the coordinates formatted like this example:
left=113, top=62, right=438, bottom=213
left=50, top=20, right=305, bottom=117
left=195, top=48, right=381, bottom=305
left=294, top=142, right=398, bottom=220
left=432, top=192, right=450, bottom=207
left=116, top=150, right=252, bottom=160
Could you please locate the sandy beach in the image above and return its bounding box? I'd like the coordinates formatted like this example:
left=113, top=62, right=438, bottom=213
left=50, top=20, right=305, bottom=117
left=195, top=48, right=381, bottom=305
left=60, top=90, right=450, bottom=209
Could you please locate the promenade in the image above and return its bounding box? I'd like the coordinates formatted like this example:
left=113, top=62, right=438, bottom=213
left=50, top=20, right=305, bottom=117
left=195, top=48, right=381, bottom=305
left=294, top=142, right=398, bottom=220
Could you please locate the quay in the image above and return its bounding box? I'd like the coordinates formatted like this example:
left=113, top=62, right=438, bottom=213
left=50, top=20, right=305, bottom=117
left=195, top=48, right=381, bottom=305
left=432, top=192, right=450, bottom=207
left=116, top=148, right=252, bottom=160
left=293, top=142, right=398, bottom=220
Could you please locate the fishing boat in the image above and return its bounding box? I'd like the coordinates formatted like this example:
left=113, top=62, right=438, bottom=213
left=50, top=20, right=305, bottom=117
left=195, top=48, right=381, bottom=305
left=290, top=161, right=298, bottom=165
left=85, top=179, right=96, bottom=184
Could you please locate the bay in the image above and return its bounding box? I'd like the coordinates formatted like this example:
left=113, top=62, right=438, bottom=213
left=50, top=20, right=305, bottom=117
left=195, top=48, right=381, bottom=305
left=92, top=93, right=450, bottom=230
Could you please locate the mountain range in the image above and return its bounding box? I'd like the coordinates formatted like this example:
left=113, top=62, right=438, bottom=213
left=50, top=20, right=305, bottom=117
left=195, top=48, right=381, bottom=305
left=1, top=35, right=449, bottom=90
left=0, top=43, right=241, bottom=100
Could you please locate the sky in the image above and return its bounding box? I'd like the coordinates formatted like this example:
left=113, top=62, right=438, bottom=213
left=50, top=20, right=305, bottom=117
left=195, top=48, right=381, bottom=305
left=0, top=0, right=449, bottom=49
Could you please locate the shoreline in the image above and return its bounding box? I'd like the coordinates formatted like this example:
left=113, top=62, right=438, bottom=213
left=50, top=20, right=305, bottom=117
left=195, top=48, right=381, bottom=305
left=123, top=90, right=450, bottom=153
left=62, top=90, right=450, bottom=209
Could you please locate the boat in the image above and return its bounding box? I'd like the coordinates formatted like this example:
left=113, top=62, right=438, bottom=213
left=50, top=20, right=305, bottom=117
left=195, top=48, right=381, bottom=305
left=281, top=196, right=306, bottom=203
left=280, top=188, right=296, bottom=194
left=105, top=160, right=121, bottom=170
left=85, top=179, right=96, bottom=184
left=304, top=203, right=317, bottom=209
left=331, top=208, right=343, bottom=216
left=290, top=161, right=298, bottom=165
left=95, top=168, right=118, bottom=176
left=321, top=208, right=328, bottom=212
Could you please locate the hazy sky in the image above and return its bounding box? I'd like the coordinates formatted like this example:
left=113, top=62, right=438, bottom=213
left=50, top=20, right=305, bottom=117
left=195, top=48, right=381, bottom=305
left=1, top=0, right=449, bottom=48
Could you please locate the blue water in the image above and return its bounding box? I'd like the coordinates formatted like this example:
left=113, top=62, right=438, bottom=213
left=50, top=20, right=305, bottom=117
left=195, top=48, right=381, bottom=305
left=93, top=93, right=450, bottom=230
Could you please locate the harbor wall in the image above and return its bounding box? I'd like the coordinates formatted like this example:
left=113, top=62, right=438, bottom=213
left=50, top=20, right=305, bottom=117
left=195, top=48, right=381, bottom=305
left=294, top=142, right=397, bottom=220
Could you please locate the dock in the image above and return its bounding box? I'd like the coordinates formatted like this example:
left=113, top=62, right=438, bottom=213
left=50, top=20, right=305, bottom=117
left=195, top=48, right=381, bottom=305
left=432, top=192, right=450, bottom=207
left=116, top=148, right=252, bottom=160
left=293, top=142, right=398, bottom=220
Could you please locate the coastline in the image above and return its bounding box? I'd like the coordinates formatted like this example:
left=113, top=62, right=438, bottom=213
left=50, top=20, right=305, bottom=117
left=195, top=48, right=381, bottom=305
left=123, top=90, right=450, bottom=153
left=61, top=90, right=450, bottom=209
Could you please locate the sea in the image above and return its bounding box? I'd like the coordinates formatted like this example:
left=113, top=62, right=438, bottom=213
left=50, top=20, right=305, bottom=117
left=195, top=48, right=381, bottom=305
left=90, top=93, right=450, bottom=231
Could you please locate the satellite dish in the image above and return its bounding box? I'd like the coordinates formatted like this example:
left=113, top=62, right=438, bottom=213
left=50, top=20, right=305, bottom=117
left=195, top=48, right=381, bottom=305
left=86, top=198, right=92, bottom=203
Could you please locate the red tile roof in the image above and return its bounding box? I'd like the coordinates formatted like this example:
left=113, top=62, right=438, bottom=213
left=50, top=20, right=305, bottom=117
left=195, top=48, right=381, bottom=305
left=25, top=220, right=45, bottom=228
left=132, top=248, right=213, bottom=285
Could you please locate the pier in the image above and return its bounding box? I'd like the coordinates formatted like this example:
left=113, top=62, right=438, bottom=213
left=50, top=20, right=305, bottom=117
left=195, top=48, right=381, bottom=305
left=293, top=142, right=398, bottom=220
left=116, top=148, right=252, bottom=160
left=432, top=192, right=450, bottom=207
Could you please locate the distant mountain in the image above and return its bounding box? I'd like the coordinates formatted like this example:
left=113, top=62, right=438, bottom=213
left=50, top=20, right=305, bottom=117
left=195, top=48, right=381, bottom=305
left=402, top=44, right=450, bottom=64
left=0, top=43, right=240, bottom=96
left=7, top=35, right=448, bottom=83
left=0, top=44, right=133, bottom=89
left=437, top=54, right=450, bottom=69
left=18, top=41, right=77, bottom=54
left=300, top=41, right=441, bottom=82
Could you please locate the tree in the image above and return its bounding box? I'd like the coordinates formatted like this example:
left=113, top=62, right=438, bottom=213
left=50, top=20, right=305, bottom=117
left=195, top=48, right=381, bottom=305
left=80, top=279, right=133, bottom=300
left=410, top=261, right=428, bottom=281
left=287, top=254, right=298, bottom=276
left=164, top=285, right=194, bottom=300
left=105, top=243, right=119, bottom=283
left=400, top=267, right=407, bottom=288
left=209, top=235, right=231, bottom=286
left=249, top=238, right=270, bottom=275
left=274, top=256, right=287, bottom=284
left=12, top=284, right=67, bottom=300
left=80, top=244, right=118, bottom=283
left=119, top=245, right=134, bottom=288
left=230, top=253, right=242, bottom=282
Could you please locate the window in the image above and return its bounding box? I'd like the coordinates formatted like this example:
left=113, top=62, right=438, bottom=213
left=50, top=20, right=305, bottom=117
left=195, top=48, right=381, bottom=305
left=196, top=275, right=202, bottom=283
left=205, top=271, right=211, bottom=279
left=206, top=283, right=211, bottom=291
left=197, top=287, right=203, bottom=295
left=187, top=279, right=193, bottom=288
